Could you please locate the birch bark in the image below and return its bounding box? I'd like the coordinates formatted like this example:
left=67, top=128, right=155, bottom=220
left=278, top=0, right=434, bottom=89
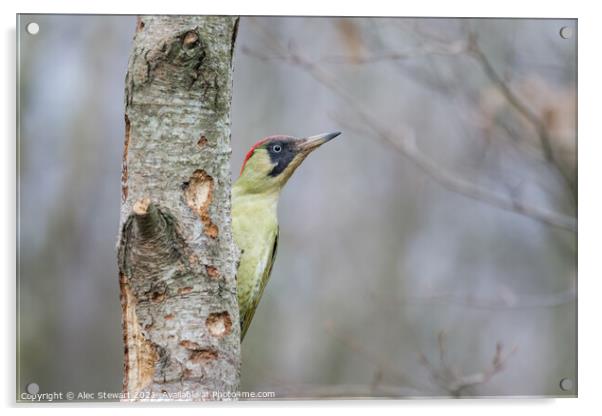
left=116, top=15, right=240, bottom=400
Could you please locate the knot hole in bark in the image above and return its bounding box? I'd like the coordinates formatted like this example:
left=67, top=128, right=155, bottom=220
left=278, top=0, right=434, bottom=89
left=206, top=311, right=232, bottom=339
left=121, top=198, right=183, bottom=270
left=138, top=28, right=206, bottom=89
left=182, top=31, right=200, bottom=50
left=169, top=28, right=206, bottom=67
left=183, top=170, right=219, bottom=239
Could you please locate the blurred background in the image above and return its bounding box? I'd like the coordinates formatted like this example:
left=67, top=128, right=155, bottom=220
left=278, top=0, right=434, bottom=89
left=17, top=15, right=576, bottom=399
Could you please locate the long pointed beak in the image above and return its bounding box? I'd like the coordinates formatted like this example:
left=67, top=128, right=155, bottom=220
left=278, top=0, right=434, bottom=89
left=298, top=131, right=341, bottom=153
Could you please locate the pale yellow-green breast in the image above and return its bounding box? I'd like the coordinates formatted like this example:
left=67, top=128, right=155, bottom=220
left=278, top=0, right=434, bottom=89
left=231, top=184, right=279, bottom=339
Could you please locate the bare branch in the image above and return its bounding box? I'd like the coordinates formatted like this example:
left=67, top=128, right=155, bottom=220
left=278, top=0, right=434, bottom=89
left=466, top=34, right=577, bottom=201
left=242, top=44, right=576, bottom=232
left=377, top=287, right=577, bottom=311
left=313, top=41, right=467, bottom=64
left=420, top=332, right=517, bottom=396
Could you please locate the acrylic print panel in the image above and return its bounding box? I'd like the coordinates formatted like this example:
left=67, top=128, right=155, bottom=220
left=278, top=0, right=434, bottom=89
left=17, top=15, right=577, bottom=401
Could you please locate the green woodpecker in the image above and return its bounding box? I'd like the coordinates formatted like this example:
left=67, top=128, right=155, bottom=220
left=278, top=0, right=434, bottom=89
left=232, top=131, right=341, bottom=340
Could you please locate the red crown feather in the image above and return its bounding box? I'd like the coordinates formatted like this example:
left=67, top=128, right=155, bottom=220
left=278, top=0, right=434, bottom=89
left=240, top=139, right=267, bottom=175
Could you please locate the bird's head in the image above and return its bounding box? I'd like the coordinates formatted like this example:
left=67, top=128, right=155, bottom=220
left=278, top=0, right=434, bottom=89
left=235, top=131, right=341, bottom=194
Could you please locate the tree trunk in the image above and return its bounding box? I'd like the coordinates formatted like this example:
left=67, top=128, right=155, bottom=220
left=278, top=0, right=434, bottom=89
left=117, top=15, right=240, bottom=401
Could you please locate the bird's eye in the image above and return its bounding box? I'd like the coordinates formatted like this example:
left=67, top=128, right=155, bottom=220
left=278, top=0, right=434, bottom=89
left=272, top=144, right=282, bottom=153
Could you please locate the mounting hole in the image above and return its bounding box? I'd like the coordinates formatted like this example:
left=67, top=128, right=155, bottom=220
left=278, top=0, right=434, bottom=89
left=26, top=382, right=40, bottom=394
left=559, top=377, right=573, bottom=391
left=559, top=26, right=572, bottom=39
left=26, top=22, right=40, bottom=35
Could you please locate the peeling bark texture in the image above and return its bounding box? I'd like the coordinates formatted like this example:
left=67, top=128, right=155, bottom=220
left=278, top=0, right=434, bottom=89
left=117, top=16, right=240, bottom=401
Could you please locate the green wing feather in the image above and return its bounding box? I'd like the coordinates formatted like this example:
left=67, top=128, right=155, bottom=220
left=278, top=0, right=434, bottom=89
left=240, top=228, right=279, bottom=340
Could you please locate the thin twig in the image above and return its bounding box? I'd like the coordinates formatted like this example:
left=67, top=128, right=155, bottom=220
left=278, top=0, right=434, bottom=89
left=466, top=34, right=577, bottom=201
left=377, top=288, right=576, bottom=311
left=313, top=41, right=467, bottom=64
left=420, top=332, right=517, bottom=396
